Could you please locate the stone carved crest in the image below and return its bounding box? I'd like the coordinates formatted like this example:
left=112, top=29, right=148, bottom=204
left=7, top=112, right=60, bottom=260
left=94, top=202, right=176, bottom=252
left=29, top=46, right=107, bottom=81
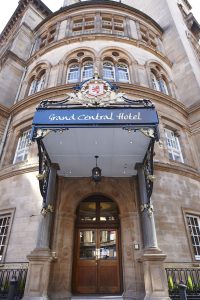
left=66, top=73, right=125, bottom=106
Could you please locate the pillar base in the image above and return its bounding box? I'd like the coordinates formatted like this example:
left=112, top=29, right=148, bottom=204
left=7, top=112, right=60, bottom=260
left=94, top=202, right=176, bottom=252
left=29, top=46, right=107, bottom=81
left=139, top=248, right=170, bottom=300
left=23, top=248, right=53, bottom=300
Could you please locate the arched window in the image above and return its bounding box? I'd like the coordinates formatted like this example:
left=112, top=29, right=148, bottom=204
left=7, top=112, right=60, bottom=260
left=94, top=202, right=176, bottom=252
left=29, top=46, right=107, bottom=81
left=77, top=196, right=119, bottom=223
left=103, top=62, right=115, bottom=81
left=28, top=78, right=37, bottom=96
left=117, top=63, right=129, bottom=82
left=160, top=76, right=169, bottom=95
left=151, top=71, right=160, bottom=92
left=150, top=69, right=169, bottom=95
left=82, top=62, right=94, bottom=81
left=28, top=71, right=46, bottom=96
left=67, top=60, right=94, bottom=83
left=35, top=72, right=46, bottom=92
left=67, top=64, right=80, bottom=83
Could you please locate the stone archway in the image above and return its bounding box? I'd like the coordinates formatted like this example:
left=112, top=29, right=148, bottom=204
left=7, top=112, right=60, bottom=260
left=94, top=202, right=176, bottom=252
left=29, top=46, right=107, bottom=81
left=49, top=177, right=143, bottom=299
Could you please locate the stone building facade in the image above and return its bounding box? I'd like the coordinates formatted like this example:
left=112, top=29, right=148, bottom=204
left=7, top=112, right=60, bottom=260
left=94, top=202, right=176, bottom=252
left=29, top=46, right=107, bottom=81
left=0, top=0, right=200, bottom=299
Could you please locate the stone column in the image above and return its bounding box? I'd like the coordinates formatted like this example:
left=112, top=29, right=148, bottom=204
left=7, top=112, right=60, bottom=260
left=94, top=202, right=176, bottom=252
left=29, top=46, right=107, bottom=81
left=136, top=163, right=170, bottom=300
left=136, top=163, right=158, bottom=249
left=23, top=165, right=58, bottom=300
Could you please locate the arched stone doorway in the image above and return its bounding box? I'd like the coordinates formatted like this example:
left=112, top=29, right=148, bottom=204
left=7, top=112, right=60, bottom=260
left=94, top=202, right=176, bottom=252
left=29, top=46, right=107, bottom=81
left=49, top=177, right=141, bottom=299
left=72, top=195, right=122, bottom=295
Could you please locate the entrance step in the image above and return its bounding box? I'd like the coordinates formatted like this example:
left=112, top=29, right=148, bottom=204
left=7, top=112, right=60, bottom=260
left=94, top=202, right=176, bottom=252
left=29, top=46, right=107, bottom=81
left=71, top=297, right=123, bottom=300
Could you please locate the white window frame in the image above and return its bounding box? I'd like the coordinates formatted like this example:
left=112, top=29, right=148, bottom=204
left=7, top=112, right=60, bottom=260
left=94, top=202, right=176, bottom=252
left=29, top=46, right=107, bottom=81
left=159, top=77, right=169, bottom=95
left=82, top=62, right=94, bottom=81
left=0, top=209, right=15, bottom=262
left=164, top=128, right=184, bottom=163
left=151, top=72, right=161, bottom=92
left=117, top=63, right=129, bottom=83
left=28, top=79, right=37, bottom=96
left=35, top=73, right=46, bottom=93
left=103, top=62, right=115, bottom=81
left=28, top=72, right=46, bottom=95
left=13, top=129, right=31, bottom=164
left=186, top=214, right=200, bottom=260
left=151, top=71, right=170, bottom=95
left=67, top=64, right=80, bottom=83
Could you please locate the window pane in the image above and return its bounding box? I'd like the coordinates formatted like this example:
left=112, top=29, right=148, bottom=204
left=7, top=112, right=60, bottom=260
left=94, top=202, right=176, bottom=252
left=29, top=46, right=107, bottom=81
left=28, top=79, right=37, bottom=96
left=13, top=129, right=31, bottom=164
left=100, top=230, right=117, bottom=260
left=160, top=78, right=169, bottom=95
left=82, top=63, right=93, bottom=80
left=79, top=202, right=96, bottom=222
left=79, top=230, right=96, bottom=259
left=103, top=62, right=115, bottom=80
left=100, top=202, right=118, bottom=221
left=117, top=64, right=129, bottom=82
left=68, top=65, right=80, bottom=82
left=187, top=215, right=200, bottom=259
left=164, top=128, right=183, bottom=163
left=35, top=74, right=46, bottom=92
left=151, top=72, right=161, bottom=91
left=0, top=214, right=11, bottom=261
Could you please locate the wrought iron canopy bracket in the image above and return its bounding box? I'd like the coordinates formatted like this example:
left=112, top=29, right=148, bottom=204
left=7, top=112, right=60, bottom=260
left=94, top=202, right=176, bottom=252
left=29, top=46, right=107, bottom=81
left=37, top=139, right=51, bottom=209
left=143, top=139, right=155, bottom=202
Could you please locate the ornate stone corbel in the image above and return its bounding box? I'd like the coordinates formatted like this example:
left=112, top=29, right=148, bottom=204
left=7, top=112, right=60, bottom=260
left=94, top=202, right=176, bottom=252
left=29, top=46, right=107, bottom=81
left=41, top=204, right=54, bottom=217
left=146, top=174, right=156, bottom=182
left=140, top=203, right=154, bottom=216
left=140, top=128, right=155, bottom=139
left=35, top=128, right=50, bottom=139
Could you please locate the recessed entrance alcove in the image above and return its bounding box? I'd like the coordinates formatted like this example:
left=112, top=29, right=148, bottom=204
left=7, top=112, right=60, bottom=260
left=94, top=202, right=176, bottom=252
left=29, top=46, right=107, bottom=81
left=49, top=178, right=144, bottom=300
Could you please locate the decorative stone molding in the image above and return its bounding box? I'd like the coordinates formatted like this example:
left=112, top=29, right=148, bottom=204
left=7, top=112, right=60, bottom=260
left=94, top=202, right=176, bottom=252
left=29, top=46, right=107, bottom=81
left=28, top=34, right=172, bottom=68
left=0, top=163, right=38, bottom=181
left=154, top=162, right=200, bottom=182
left=10, top=84, right=188, bottom=117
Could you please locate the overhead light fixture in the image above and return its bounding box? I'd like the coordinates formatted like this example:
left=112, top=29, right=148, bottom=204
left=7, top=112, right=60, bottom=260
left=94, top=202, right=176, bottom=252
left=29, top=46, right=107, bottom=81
left=92, top=155, right=101, bottom=182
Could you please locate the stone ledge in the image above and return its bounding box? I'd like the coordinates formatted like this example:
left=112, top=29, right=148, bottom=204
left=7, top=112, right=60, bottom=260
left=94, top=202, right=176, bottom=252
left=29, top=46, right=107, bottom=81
left=10, top=84, right=187, bottom=118
left=0, top=163, right=38, bottom=181
left=154, top=162, right=200, bottom=182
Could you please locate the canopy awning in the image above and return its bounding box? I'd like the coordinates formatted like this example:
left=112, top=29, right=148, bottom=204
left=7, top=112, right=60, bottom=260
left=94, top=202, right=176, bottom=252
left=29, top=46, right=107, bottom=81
left=31, top=77, right=159, bottom=208
left=32, top=105, right=159, bottom=177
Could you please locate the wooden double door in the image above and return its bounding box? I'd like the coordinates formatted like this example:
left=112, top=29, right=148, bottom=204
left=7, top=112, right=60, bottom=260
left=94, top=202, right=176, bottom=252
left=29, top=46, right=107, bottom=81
left=73, top=228, right=121, bottom=294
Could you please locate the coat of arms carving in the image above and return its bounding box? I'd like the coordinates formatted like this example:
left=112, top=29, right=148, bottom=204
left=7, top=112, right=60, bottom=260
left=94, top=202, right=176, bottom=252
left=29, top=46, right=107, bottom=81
left=65, top=72, right=125, bottom=106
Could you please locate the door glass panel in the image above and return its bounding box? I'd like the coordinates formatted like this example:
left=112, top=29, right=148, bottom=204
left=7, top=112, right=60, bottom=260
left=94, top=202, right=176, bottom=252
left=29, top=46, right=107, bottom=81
left=100, top=230, right=117, bottom=260
left=79, top=202, right=96, bottom=221
left=79, top=230, right=96, bottom=259
left=100, top=202, right=118, bottom=221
